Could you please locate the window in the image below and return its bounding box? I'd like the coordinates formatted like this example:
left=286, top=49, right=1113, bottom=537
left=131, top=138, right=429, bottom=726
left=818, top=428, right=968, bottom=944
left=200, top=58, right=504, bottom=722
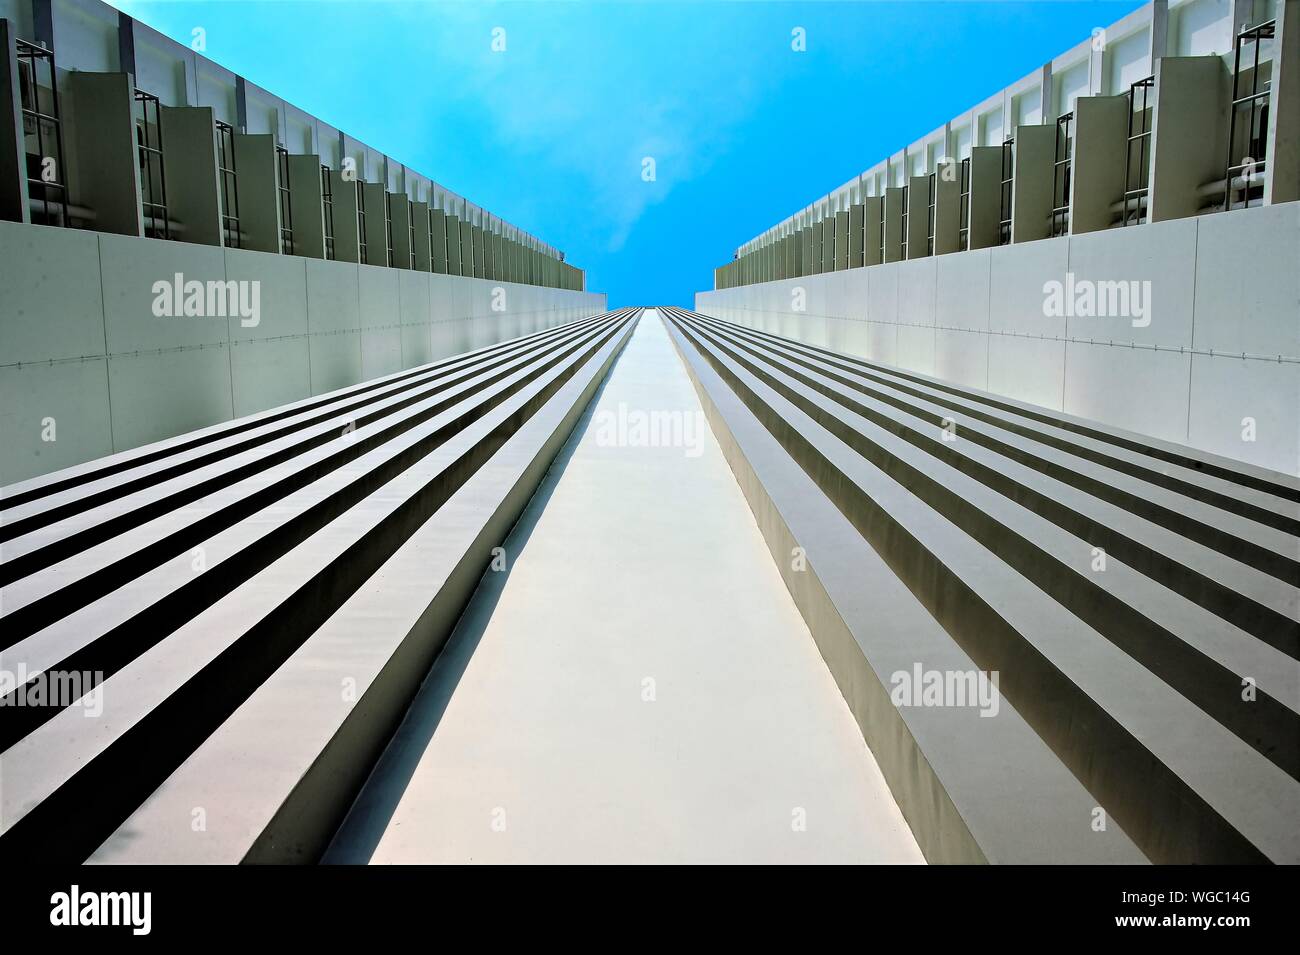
left=958, top=157, right=971, bottom=251
left=999, top=137, right=1014, bottom=245
left=1225, top=19, right=1275, bottom=211
left=16, top=39, right=68, bottom=227
left=1122, top=76, right=1155, bottom=226
left=276, top=145, right=293, bottom=254
left=1050, top=112, right=1073, bottom=237
left=134, top=89, right=169, bottom=239
left=215, top=120, right=240, bottom=247
left=321, top=164, right=335, bottom=260
left=356, top=182, right=368, bottom=264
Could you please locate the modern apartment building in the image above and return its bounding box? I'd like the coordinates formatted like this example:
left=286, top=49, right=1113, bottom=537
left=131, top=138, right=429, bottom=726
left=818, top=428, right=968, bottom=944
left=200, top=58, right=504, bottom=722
left=700, top=0, right=1299, bottom=475
left=0, top=0, right=605, bottom=484
left=0, top=0, right=1295, bottom=873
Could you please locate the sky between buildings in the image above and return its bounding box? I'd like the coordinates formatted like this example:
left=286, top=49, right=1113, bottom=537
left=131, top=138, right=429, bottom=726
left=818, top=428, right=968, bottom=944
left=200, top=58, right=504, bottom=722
left=109, top=0, right=1146, bottom=307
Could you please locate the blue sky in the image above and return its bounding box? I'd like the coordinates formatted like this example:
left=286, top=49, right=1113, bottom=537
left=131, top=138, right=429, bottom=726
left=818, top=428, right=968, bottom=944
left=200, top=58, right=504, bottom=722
left=109, top=0, right=1144, bottom=306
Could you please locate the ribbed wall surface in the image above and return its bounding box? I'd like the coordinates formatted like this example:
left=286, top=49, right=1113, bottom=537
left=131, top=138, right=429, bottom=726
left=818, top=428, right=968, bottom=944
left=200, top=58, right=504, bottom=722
left=0, top=309, right=638, bottom=863
left=663, top=306, right=1299, bottom=864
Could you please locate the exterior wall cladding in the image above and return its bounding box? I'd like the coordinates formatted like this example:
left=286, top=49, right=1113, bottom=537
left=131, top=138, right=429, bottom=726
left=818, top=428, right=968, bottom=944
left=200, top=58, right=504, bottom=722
left=701, top=0, right=1300, bottom=476
left=0, top=0, right=604, bottom=485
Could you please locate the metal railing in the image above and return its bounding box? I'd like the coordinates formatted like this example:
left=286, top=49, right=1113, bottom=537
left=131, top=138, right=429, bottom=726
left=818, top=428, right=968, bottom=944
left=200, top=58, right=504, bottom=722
left=215, top=120, right=239, bottom=247
left=383, top=192, right=394, bottom=267
left=133, top=89, right=169, bottom=239
left=877, top=199, right=885, bottom=263
left=408, top=198, right=416, bottom=268
left=1121, top=76, right=1155, bottom=226
left=958, top=157, right=971, bottom=251
left=899, top=183, right=910, bottom=259
left=356, top=181, right=368, bottom=264
left=1225, top=19, right=1275, bottom=211
left=1050, top=111, right=1074, bottom=237
left=925, top=173, right=936, bottom=255
left=16, top=39, right=69, bottom=227
left=276, top=144, right=293, bottom=254
left=999, top=137, right=1014, bottom=245
left=321, top=164, right=335, bottom=260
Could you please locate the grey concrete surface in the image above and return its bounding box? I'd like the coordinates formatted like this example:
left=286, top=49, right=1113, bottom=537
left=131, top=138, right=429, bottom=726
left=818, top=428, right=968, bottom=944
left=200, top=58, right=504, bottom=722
left=698, top=204, right=1300, bottom=476
left=0, top=219, right=606, bottom=486
left=660, top=306, right=1300, bottom=864
left=0, top=311, right=638, bottom=862
left=327, top=311, right=923, bottom=864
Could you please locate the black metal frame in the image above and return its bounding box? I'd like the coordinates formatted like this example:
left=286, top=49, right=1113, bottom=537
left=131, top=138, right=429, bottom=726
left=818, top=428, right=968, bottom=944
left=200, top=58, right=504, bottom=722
left=925, top=173, right=936, bottom=255
left=408, top=198, right=416, bottom=268
left=958, top=157, right=971, bottom=251
left=16, top=39, right=69, bottom=227
left=1225, top=19, right=1275, bottom=211
left=276, top=144, right=293, bottom=254
left=214, top=120, right=239, bottom=247
left=383, top=191, right=394, bottom=267
left=320, top=164, right=335, bottom=260
left=899, top=183, right=909, bottom=259
left=1122, top=75, right=1155, bottom=226
left=356, top=181, right=368, bottom=264
left=1050, top=111, right=1074, bottom=237
left=427, top=207, right=437, bottom=271
left=999, top=137, right=1014, bottom=245
left=877, top=197, right=885, bottom=263
left=133, top=89, right=169, bottom=239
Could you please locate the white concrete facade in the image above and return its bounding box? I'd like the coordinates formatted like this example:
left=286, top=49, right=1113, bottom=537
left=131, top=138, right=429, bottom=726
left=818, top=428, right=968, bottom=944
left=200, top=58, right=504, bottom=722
left=0, top=219, right=605, bottom=484
left=698, top=203, right=1300, bottom=476
left=0, top=0, right=566, bottom=258
left=734, top=0, right=1289, bottom=254
left=326, top=312, right=924, bottom=864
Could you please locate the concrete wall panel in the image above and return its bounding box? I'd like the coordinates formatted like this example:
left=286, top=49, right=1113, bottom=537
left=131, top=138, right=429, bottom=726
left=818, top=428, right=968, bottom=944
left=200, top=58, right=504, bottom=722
left=230, top=337, right=311, bottom=418
left=1063, top=341, right=1190, bottom=443
left=306, top=258, right=360, bottom=333
left=0, top=359, right=113, bottom=483
left=1192, top=204, right=1300, bottom=357
left=843, top=269, right=869, bottom=322
left=1187, top=355, right=1300, bottom=475
left=987, top=336, right=1065, bottom=409
left=309, top=332, right=363, bottom=395
left=398, top=269, right=431, bottom=326
left=226, top=247, right=308, bottom=342
left=361, top=327, right=402, bottom=380
left=108, top=347, right=234, bottom=450
left=358, top=263, right=399, bottom=329
left=935, top=327, right=990, bottom=390
left=100, top=233, right=229, bottom=351
left=988, top=236, right=1068, bottom=336
left=897, top=324, right=936, bottom=374
left=867, top=263, right=899, bottom=325
left=0, top=223, right=106, bottom=363
left=936, top=248, right=992, bottom=331
left=1066, top=216, right=1196, bottom=348
left=896, top=258, right=937, bottom=326
left=865, top=321, right=898, bottom=365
